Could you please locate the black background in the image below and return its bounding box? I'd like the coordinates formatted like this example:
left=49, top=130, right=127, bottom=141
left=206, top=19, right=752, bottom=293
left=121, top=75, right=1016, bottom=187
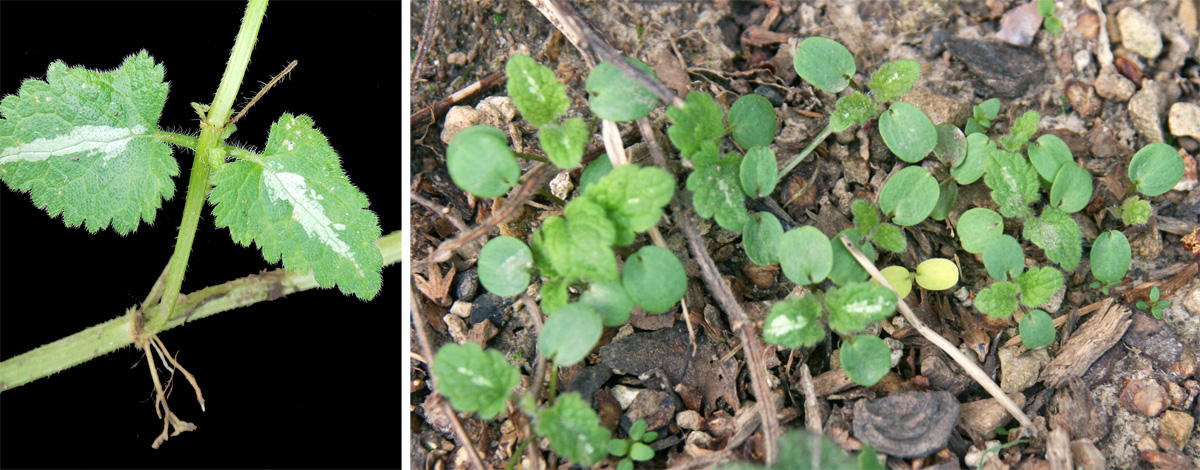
left=1, top=2, right=403, bottom=468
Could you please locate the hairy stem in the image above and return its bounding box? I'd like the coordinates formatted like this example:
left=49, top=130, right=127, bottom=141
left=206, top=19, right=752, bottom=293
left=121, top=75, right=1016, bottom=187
left=0, top=231, right=401, bottom=391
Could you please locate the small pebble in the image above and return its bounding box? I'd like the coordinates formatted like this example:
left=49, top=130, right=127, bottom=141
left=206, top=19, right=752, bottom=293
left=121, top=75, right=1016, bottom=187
left=1159, top=410, right=1195, bottom=450
left=1168, top=102, right=1200, bottom=140
left=753, top=84, right=784, bottom=107
left=1076, top=8, right=1101, bottom=41
left=454, top=267, right=480, bottom=302
left=447, top=52, right=467, bottom=66
left=1129, top=80, right=1168, bottom=142
left=1117, top=7, right=1163, bottom=59
left=450, top=300, right=473, bottom=318
left=676, top=410, right=702, bottom=430
left=1094, top=66, right=1135, bottom=102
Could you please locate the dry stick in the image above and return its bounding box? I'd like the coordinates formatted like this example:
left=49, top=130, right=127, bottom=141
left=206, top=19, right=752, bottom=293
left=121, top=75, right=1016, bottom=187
left=225, top=60, right=297, bottom=127
left=411, top=0, right=441, bottom=82
left=838, top=235, right=1034, bottom=429
left=409, top=284, right=486, bottom=470
left=517, top=295, right=547, bottom=468
left=411, top=192, right=470, bottom=233
left=411, top=70, right=507, bottom=129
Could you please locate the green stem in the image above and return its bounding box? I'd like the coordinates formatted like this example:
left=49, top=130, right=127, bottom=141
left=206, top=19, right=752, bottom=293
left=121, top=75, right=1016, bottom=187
left=547, top=365, right=558, bottom=402
left=150, top=0, right=268, bottom=333
left=0, top=231, right=401, bottom=391
left=778, top=124, right=835, bottom=179
left=154, top=132, right=260, bottom=162
left=515, top=152, right=549, bottom=163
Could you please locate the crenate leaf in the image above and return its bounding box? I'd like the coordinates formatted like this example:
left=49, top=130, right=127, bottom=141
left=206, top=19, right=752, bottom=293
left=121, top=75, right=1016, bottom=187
left=1049, top=162, right=1092, bottom=213
left=1019, top=310, right=1055, bottom=349
left=871, top=222, right=907, bottom=254
left=851, top=199, right=880, bottom=234
left=826, top=281, right=898, bottom=335
left=506, top=54, right=569, bottom=127
left=531, top=198, right=618, bottom=282
left=878, top=166, right=939, bottom=226
left=687, top=144, right=747, bottom=231
left=1119, top=196, right=1151, bottom=225
left=210, top=114, right=383, bottom=299
left=976, top=282, right=1020, bottom=318
left=984, top=149, right=1039, bottom=219
left=1128, top=142, right=1185, bottom=197
left=623, top=246, right=687, bottom=314
left=580, top=279, right=635, bottom=327
left=534, top=393, right=611, bottom=466
left=778, top=225, right=833, bottom=285
left=728, top=93, right=777, bottom=149
left=538, top=117, right=589, bottom=169
left=952, top=132, right=992, bottom=185
left=743, top=211, right=784, bottom=266
left=667, top=91, right=725, bottom=160
left=829, top=91, right=877, bottom=132
left=739, top=146, right=778, bottom=198
left=539, top=303, right=604, bottom=367
left=446, top=125, right=519, bottom=198
left=584, top=163, right=675, bottom=246
left=1022, top=207, right=1083, bottom=271
left=998, top=110, right=1040, bottom=151
left=0, top=51, right=178, bottom=235
left=539, top=277, right=570, bottom=314
left=478, top=236, right=534, bottom=297
left=1090, top=230, right=1131, bottom=284
left=1027, top=134, right=1073, bottom=182
left=982, top=234, right=1025, bottom=282
left=829, top=228, right=877, bottom=286
left=433, top=343, right=521, bottom=419
left=840, top=335, right=892, bottom=386
left=878, top=102, right=937, bottom=163
left=793, top=37, right=856, bottom=93
left=587, top=58, right=660, bottom=122
left=1016, top=266, right=1063, bottom=308
left=579, top=156, right=613, bottom=196
left=957, top=208, right=1004, bottom=254
left=869, top=59, right=921, bottom=102
left=763, top=295, right=825, bottom=348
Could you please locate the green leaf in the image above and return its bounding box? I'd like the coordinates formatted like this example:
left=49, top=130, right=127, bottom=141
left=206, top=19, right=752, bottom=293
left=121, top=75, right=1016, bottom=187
left=579, top=156, right=613, bottom=196
left=740, top=146, right=778, bottom=198
left=728, top=93, right=777, bottom=149
left=1019, top=310, right=1055, bottom=349
left=539, top=303, right=604, bottom=367
left=1037, top=0, right=1055, bottom=17
left=630, top=442, right=655, bottom=461
left=879, top=102, right=938, bottom=163
left=976, top=282, right=1020, bottom=318
left=587, top=58, right=660, bottom=122
left=446, top=125, right=519, bottom=198
left=826, top=282, right=898, bottom=335
left=957, top=208, right=1004, bottom=254
left=1048, top=162, right=1092, bottom=213
left=540, top=277, right=570, bottom=314
left=851, top=199, right=880, bottom=234
left=1043, top=16, right=1063, bottom=35
left=793, top=37, right=856, bottom=93
left=687, top=144, right=747, bottom=231
left=878, top=165, right=939, bottom=226
left=983, top=234, right=1025, bottom=282
left=584, top=163, right=675, bottom=246
left=763, top=295, right=825, bottom=349
left=1129, top=142, right=1185, bottom=197
left=506, top=54, right=569, bottom=127
left=1023, top=207, right=1083, bottom=270
left=840, top=335, right=892, bottom=386
left=1016, top=266, right=1063, bottom=308
left=779, top=225, right=834, bottom=285
left=608, top=439, right=630, bottom=457
left=998, top=110, right=1039, bottom=151
left=580, top=279, right=635, bottom=327
left=914, top=258, right=959, bottom=291
left=869, top=59, right=921, bottom=102
left=667, top=91, right=725, bottom=160
left=930, top=177, right=958, bottom=222
left=478, top=236, right=534, bottom=297
left=209, top=114, right=382, bottom=299
left=858, top=446, right=885, bottom=470
left=1027, top=134, right=1073, bottom=182
left=539, top=117, right=588, bottom=169
left=531, top=199, right=618, bottom=282
left=871, top=223, right=907, bottom=253
left=1090, top=230, right=1131, bottom=284
left=829, top=91, right=877, bottom=132
left=743, top=211, right=784, bottom=266
left=433, top=342, right=521, bottom=419
left=933, top=123, right=967, bottom=167
left=623, top=245, right=687, bottom=314
left=829, top=228, right=877, bottom=286
left=878, top=265, right=913, bottom=298
left=952, top=132, right=992, bottom=185
left=643, top=431, right=658, bottom=443
left=775, top=431, right=858, bottom=470
left=1119, top=196, right=1152, bottom=225
left=629, top=419, right=647, bottom=442
left=618, top=458, right=634, bottom=470
left=984, top=149, right=1039, bottom=218
left=973, top=98, right=1001, bottom=128
left=0, top=51, right=178, bottom=234
left=534, top=393, right=611, bottom=466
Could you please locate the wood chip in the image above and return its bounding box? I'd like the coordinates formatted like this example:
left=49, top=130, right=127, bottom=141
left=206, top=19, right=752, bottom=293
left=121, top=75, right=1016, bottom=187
left=1040, top=299, right=1132, bottom=388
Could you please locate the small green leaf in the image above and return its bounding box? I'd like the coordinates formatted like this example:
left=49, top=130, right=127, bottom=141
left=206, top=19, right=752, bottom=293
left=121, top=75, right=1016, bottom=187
left=878, top=166, right=939, bottom=226
left=1037, top=0, right=1055, bottom=17
left=540, top=277, right=570, bottom=314
left=587, top=58, right=660, bottom=122
left=728, top=93, right=777, bottom=149
left=878, top=266, right=913, bottom=298
left=1048, top=162, right=1092, bottom=213
left=915, top=258, right=959, bottom=291
left=740, top=146, right=778, bottom=198
left=829, top=91, right=877, bottom=132
left=531, top=199, right=618, bottom=281
left=775, top=431, right=859, bottom=470
left=1027, top=134, right=1073, bottom=182
left=1129, top=142, right=1185, bottom=197
left=1090, top=230, right=1131, bottom=284
left=433, top=343, right=521, bottom=419
left=534, top=393, right=611, bottom=466
left=1019, top=310, right=1055, bottom=349
left=983, top=234, right=1025, bottom=282
left=209, top=114, right=383, bottom=299
left=478, top=236, right=534, bottom=297
left=630, top=442, right=655, bottom=461
left=793, top=37, right=856, bottom=93
left=538, top=117, right=589, bottom=169
left=0, top=51, right=178, bottom=234
left=984, top=149, right=1039, bottom=218
left=539, top=303, right=604, bottom=367
left=1016, top=266, right=1063, bottom=308
left=687, top=144, right=747, bottom=231
left=878, top=102, right=938, bottom=163
left=851, top=199, right=880, bottom=234
left=579, top=156, right=613, bottom=195
left=667, top=91, right=725, bottom=160
left=869, top=59, right=921, bottom=102
left=930, top=177, right=957, bottom=222
left=858, top=446, right=885, bottom=470
left=629, top=419, right=647, bottom=442
left=829, top=228, right=877, bottom=286
left=1023, top=207, right=1083, bottom=270
left=826, top=282, right=898, bottom=335
left=580, top=279, right=635, bottom=327
left=623, top=245, right=687, bottom=314
left=779, top=225, right=833, bottom=285
left=871, top=223, right=907, bottom=254
left=585, top=163, right=675, bottom=246
left=974, top=98, right=1002, bottom=127
left=976, top=282, right=1020, bottom=318
left=1119, top=196, right=1152, bottom=225
left=840, top=335, right=892, bottom=386
left=608, top=439, right=630, bottom=457
left=952, top=132, right=992, bottom=185
left=933, top=123, right=967, bottom=167
left=447, top=125, right=519, bottom=198
left=643, top=431, right=658, bottom=443
left=998, top=110, right=1039, bottom=151
left=618, top=458, right=634, bottom=470
left=957, top=208, right=1005, bottom=254
left=1043, top=16, right=1063, bottom=35
left=506, top=54, right=569, bottom=127
left=763, top=295, right=825, bottom=348
left=743, top=211, right=784, bottom=266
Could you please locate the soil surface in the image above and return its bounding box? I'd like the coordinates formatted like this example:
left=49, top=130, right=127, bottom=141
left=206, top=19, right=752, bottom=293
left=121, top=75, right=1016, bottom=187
left=410, top=1, right=1200, bottom=469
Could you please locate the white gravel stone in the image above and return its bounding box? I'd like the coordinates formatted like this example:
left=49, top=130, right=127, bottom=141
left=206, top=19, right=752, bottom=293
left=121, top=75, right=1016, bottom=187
left=1169, top=102, right=1200, bottom=140
left=1117, top=7, right=1164, bottom=59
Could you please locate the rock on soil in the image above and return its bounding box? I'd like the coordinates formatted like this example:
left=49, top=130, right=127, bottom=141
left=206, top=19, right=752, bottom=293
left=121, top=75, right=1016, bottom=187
left=1117, top=7, right=1164, bottom=59
left=1129, top=80, right=1169, bottom=142
left=1170, top=102, right=1200, bottom=140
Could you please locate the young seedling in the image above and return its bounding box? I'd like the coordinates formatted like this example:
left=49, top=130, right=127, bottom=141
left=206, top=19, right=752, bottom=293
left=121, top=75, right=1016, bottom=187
left=607, top=419, right=659, bottom=470
left=1137, top=287, right=1172, bottom=319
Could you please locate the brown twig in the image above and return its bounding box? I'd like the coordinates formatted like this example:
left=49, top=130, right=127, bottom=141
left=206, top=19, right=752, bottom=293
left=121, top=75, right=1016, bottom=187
left=517, top=295, right=547, bottom=467
left=411, top=191, right=470, bottom=233
left=411, top=0, right=440, bottom=82
left=225, top=60, right=297, bottom=127
left=411, top=70, right=507, bottom=129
